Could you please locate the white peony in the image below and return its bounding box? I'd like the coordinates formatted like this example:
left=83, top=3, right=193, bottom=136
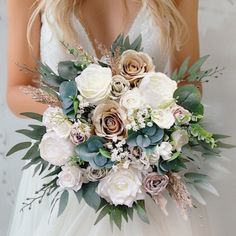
left=139, top=72, right=177, bottom=108
left=120, top=88, right=144, bottom=110
left=151, top=109, right=175, bottom=129
left=155, top=142, right=173, bottom=161
left=97, top=168, right=144, bottom=207
left=75, top=64, right=112, bottom=104
left=42, top=106, right=72, bottom=138
left=171, top=129, right=189, bottom=152
left=39, top=131, right=74, bottom=166
left=57, top=165, right=84, bottom=191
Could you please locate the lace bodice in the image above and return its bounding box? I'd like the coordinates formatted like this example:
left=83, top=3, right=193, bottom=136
left=40, top=4, right=168, bottom=73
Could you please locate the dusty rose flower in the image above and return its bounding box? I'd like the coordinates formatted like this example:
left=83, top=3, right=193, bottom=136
left=110, top=75, right=130, bottom=100
left=85, top=166, right=108, bottom=182
left=172, top=105, right=192, bottom=124
left=69, top=122, right=91, bottom=145
left=143, top=173, right=169, bottom=196
left=92, top=100, right=127, bottom=140
left=119, top=50, right=155, bottom=86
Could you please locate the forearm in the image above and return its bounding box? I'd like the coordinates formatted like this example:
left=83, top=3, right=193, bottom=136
left=7, top=86, right=48, bottom=117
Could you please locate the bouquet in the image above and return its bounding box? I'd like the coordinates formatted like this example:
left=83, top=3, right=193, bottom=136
left=7, top=35, right=234, bottom=229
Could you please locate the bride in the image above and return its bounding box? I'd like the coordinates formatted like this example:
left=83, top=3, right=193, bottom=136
left=7, top=0, right=210, bottom=235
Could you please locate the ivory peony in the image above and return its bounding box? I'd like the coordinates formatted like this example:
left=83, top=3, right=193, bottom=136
left=39, top=131, right=74, bottom=166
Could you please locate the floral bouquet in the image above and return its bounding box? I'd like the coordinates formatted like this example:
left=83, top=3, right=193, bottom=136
left=7, top=35, right=234, bottom=229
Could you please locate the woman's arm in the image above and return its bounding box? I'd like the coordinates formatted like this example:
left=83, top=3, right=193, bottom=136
left=172, top=0, right=202, bottom=91
left=7, top=0, right=47, bottom=116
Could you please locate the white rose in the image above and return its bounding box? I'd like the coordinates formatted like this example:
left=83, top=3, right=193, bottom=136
left=151, top=109, right=175, bottom=129
left=57, top=165, right=84, bottom=191
left=43, top=106, right=72, bottom=138
left=139, top=72, right=177, bottom=108
left=155, top=142, right=173, bottom=161
left=97, top=168, right=144, bottom=207
left=39, top=131, right=74, bottom=166
left=171, top=129, right=189, bottom=152
left=75, top=64, right=112, bottom=104
left=120, top=88, right=144, bottom=110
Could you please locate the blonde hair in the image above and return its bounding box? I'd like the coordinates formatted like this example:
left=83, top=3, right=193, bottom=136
left=28, top=0, right=188, bottom=54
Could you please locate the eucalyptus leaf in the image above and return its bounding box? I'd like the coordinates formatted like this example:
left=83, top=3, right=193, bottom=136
left=58, top=191, right=69, bottom=217
left=174, top=85, right=202, bottom=112
left=58, top=61, right=79, bottom=80
left=74, top=189, right=83, bottom=204
left=83, top=182, right=101, bottom=210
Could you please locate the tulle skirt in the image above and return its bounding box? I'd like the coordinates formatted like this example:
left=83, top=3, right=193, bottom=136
left=8, top=166, right=212, bottom=236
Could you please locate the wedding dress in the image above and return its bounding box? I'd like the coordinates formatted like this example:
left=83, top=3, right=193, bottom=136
left=8, top=4, right=212, bottom=236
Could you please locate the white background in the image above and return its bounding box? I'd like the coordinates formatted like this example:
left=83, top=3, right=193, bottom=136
left=0, top=0, right=236, bottom=235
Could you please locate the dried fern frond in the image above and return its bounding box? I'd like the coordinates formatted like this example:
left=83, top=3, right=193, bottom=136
left=96, top=40, right=122, bottom=75
left=20, top=85, right=61, bottom=107
left=167, top=172, right=193, bottom=218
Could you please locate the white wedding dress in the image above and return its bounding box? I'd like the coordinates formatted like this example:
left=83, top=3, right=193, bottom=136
left=9, top=4, right=212, bottom=236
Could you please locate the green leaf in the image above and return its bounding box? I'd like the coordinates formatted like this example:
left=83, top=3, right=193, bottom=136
left=188, top=55, right=210, bottom=74
left=83, top=182, right=101, bottom=210
left=99, top=148, right=111, bottom=158
left=178, top=57, right=190, bottom=79
left=195, top=181, right=219, bottom=196
left=184, top=172, right=209, bottom=183
left=127, top=207, right=134, bottom=220
left=171, top=69, right=178, bottom=81
left=22, top=157, right=41, bottom=170
left=33, top=164, right=41, bottom=176
left=16, top=128, right=45, bottom=140
left=167, top=152, right=180, bottom=162
left=22, top=142, right=40, bottom=160
left=6, top=142, right=32, bottom=156
left=58, top=61, right=79, bottom=80
left=213, top=134, right=231, bottom=140
left=174, top=85, right=202, bottom=112
left=134, top=201, right=149, bottom=224
left=74, top=189, right=83, bottom=204
left=186, top=183, right=206, bottom=205
left=43, top=167, right=61, bottom=179
left=20, top=112, right=43, bottom=122
left=216, top=141, right=236, bottom=149
left=58, top=190, right=69, bottom=217
left=111, top=208, right=122, bottom=230
left=95, top=204, right=111, bottom=225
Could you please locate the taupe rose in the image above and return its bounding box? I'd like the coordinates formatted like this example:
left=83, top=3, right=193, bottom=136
left=119, top=50, right=155, bottom=86
left=143, top=173, right=169, bottom=196
left=110, top=75, right=130, bottom=100
left=92, top=100, right=127, bottom=140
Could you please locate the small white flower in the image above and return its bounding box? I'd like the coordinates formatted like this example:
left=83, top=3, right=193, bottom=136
left=155, top=142, right=173, bottom=161
left=139, top=72, right=177, bottom=108
left=75, top=64, right=112, bottom=104
left=171, top=129, right=189, bottom=152
left=151, top=109, right=175, bottom=129
left=120, top=88, right=144, bottom=110
left=39, top=131, right=74, bottom=166
left=43, top=107, right=72, bottom=138
left=57, top=165, right=84, bottom=191
left=97, top=167, right=144, bottom=207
